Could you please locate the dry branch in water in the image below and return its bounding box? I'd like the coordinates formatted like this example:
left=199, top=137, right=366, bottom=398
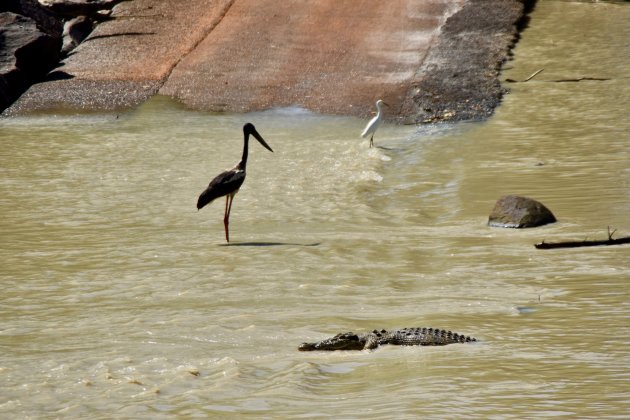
left=505, top=68, right=544, bottom=83
left=535, top=227, right=630, bottom=249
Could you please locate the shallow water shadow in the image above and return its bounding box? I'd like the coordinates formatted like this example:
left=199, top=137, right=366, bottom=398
left=376, top=145, right=403, bottom=152
left=220, top=242, right=320, bottom=247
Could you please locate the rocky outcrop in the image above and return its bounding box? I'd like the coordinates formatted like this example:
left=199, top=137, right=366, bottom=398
left=488, top=195, right=556, bottom=228
left=38, top=0, right=128, bottom=19
left=0, top=12, right=61, bottom=112
left=42, top=0, right=131, bottom=56
left=61, top=15, right=95, bottom=55
left=0, top=0, right=133, bottom=112
left=3, top=0, right=63, bottom=37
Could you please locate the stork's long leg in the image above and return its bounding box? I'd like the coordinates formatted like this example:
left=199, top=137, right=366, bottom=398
left=224, top=194, right=235, bottom=242
left=223, top=195, right=230, bottom=242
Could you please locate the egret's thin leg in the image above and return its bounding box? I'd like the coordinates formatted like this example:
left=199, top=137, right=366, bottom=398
left=370, top=135, right=374, bottom=148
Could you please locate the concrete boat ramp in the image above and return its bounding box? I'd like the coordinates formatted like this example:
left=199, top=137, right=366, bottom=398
left=4, top=0, right=528, bottom=122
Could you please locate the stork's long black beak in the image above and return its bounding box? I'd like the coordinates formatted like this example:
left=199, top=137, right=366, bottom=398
left=252, top=129, right=273, bottom=153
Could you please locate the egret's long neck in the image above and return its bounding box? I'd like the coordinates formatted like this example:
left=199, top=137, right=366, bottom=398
left=239, top=133, right=249, bottom=170
left=375, top=103, right=383, bottom=116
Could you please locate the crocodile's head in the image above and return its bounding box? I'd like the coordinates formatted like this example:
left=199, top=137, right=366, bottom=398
left=298, top=332, right=366, bottom=351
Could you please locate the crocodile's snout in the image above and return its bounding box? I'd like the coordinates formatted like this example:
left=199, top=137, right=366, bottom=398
left=298, top=342, right=315, bottom=351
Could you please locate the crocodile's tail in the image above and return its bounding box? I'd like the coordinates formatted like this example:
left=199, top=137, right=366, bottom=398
left=426, top=327, right=477, bottom=344
left=442, top=328, right=477, bottom=343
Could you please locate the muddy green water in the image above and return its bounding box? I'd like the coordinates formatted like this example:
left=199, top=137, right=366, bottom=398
left=1, top=1, right=629, bottom=418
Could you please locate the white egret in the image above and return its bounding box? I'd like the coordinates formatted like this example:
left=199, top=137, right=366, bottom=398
left=360, top=99, right=389, bottom=148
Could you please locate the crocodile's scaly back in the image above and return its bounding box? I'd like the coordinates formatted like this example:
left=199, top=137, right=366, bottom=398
left=299, top=327, right=477, bottom=351
left=383, top=327, right=476, bottom=347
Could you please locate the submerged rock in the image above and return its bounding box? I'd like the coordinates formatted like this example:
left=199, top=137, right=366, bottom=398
left=488, top=195, right=556, bottom=228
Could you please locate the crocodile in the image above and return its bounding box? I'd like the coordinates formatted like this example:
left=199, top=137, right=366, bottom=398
left=298, top=327, right=477, bottom=351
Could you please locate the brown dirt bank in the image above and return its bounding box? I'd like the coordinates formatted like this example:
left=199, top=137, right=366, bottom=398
left=3, top=0, right=532, bottom=123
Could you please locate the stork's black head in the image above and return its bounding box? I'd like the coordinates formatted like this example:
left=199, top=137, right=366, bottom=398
left=243, top=123, right=256, bottom=134
left=243, top=123, right=273, bottom=152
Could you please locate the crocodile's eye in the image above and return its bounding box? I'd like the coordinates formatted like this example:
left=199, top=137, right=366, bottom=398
left=339, top=333, right=359, bottom=341
left=338, top=333, right=358, bottom=341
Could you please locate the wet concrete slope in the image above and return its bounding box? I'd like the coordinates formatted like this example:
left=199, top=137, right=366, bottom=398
left=159, top=0, right=463, bottom=120
left=4, top=0, right=528, bottom=122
